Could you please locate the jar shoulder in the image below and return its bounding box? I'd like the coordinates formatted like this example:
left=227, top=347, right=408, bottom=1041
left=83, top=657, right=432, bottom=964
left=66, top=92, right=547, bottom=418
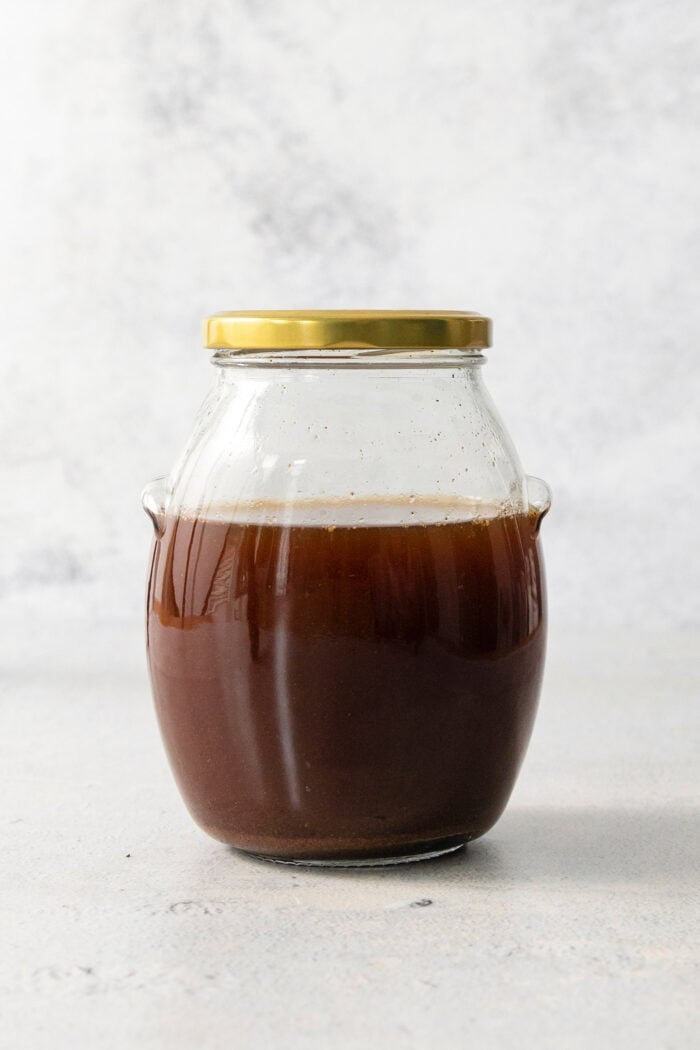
left=166, top=367, right=526, bottom=518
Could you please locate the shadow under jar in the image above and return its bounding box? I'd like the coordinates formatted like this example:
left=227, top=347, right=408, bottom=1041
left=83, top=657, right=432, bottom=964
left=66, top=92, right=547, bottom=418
left=144, top=311, right=550, bottom=866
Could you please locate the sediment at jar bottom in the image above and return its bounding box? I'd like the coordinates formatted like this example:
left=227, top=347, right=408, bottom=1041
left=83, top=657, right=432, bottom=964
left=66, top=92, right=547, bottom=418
left=146, top=501, right=547, bottom=860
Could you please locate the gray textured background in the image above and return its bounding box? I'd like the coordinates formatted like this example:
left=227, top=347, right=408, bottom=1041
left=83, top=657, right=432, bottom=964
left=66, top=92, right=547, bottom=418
left=1, top=0, right=699, bottom=647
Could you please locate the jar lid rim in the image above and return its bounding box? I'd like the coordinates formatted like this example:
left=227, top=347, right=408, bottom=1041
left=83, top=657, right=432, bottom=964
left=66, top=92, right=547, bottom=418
left=203, top=311, right=492, bottom=350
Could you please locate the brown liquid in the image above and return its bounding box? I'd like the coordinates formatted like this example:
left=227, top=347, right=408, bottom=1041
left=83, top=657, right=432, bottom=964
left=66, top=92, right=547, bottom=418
left=147, top=502, right=546, bottom=861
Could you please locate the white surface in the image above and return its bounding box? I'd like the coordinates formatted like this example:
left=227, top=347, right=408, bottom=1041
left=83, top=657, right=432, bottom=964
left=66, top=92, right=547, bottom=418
left=1, top=0, right=700, bottom=638
left=2, top=626, right=698, bottom=1049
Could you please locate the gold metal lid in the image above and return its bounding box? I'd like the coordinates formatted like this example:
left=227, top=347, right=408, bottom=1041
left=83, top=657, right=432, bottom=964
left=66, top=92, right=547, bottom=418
left=203, top=310, right=492, bottom=351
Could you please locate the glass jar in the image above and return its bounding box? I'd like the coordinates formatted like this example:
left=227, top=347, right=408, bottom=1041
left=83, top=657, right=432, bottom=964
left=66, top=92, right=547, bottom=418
left=143, top=311, right=551, bottom=866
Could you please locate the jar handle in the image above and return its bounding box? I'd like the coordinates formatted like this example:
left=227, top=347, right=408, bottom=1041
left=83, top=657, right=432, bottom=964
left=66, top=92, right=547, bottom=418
left=526, top=475, right=552, bottom=533
left=141, top=476, right=169, bottom=537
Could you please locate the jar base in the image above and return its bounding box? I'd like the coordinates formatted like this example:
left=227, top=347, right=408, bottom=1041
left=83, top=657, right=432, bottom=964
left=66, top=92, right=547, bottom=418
left=239, top=839, right=467, bottom=868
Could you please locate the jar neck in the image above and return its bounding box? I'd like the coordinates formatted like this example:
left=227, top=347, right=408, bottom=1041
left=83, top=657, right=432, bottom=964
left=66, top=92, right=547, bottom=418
left=211, top=347, right=486, bottom=370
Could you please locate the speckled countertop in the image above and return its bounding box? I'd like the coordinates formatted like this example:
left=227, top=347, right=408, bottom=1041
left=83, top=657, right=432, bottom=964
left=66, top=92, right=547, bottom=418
left=2, top=625, right=698, bottom=1049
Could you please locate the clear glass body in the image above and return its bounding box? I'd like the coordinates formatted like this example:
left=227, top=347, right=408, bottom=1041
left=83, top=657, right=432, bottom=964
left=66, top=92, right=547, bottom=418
left=144, top=348, right=550, bottom=866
